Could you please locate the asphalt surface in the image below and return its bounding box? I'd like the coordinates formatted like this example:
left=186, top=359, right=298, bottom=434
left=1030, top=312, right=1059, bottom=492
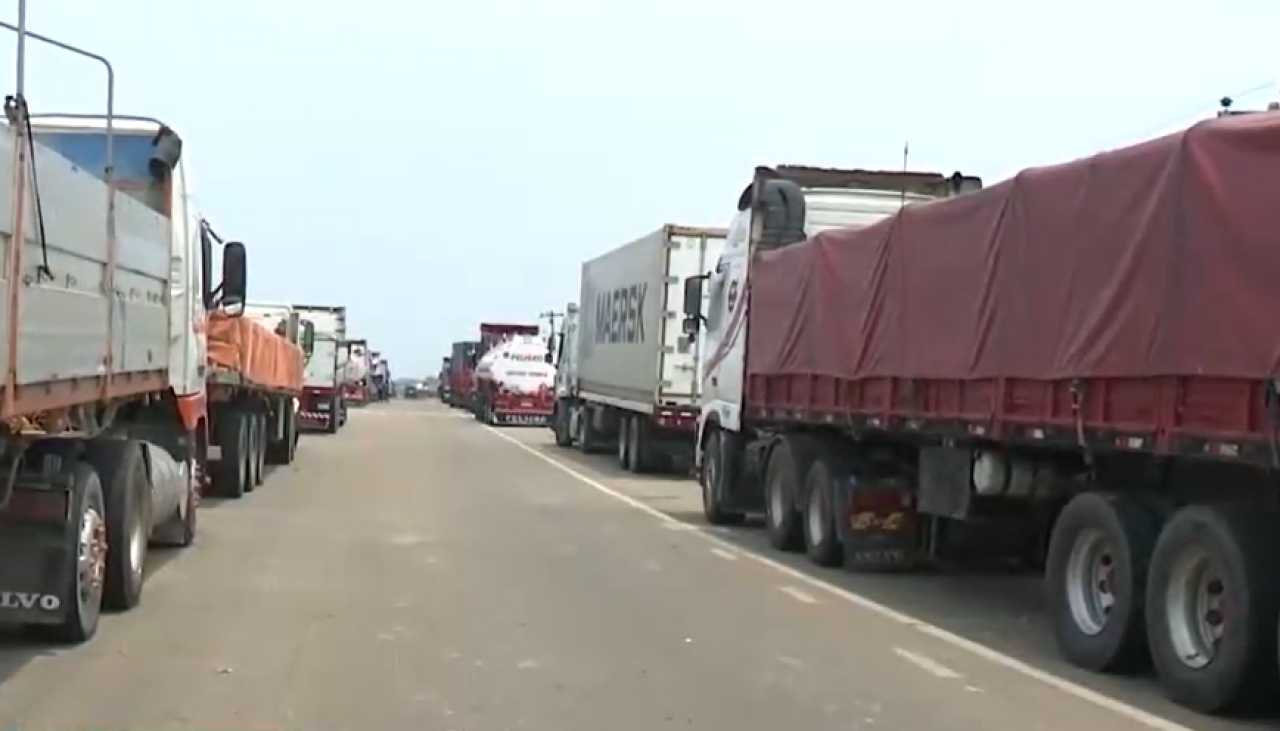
left=0, top=400, right=1268, bottom=730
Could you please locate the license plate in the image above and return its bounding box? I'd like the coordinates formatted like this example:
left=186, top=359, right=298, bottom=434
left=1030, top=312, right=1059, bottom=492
left=521, top=401, right=534, bottom=408
left=317, top=403, right=329, bottom=411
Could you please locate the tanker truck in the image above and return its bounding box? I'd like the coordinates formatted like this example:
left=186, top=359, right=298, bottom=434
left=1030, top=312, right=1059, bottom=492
left=472, top=333, right=556, bottom=426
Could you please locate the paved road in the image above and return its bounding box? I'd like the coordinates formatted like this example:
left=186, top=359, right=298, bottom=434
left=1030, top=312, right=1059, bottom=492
left=0, top=400, right=1266, bottom=730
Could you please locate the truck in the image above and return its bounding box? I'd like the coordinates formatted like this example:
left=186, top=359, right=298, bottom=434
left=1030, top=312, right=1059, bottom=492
left=342, top=338, right=371, bottom=407
left=369, top=352, right=391, bottom=401
left=467, top=323, right=540, bottom=419
left=472, top=333, right=556, bottom=425
left=0, top=24, right=295, bottom=642
left=446, top=340, right=478, bottom=409
left=437, top=356, right=452, bottom=401
left=550, top=225, right=726, bottom=474
left=293, top=304, right=348, bottom=434
left=213, top=301, right=314, bottom=481
left=684, top=143, right=1280, bottom=719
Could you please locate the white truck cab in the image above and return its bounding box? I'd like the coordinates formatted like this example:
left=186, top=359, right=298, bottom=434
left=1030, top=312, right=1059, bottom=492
left=687, top=166, right=982, bottom=468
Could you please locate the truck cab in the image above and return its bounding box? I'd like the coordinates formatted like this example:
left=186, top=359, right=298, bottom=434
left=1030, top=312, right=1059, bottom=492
left=690, top=166, right=982, bottom=459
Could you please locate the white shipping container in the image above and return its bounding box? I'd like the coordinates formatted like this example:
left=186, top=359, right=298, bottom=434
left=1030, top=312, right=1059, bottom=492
left=576, top=225, right=726, bottom=413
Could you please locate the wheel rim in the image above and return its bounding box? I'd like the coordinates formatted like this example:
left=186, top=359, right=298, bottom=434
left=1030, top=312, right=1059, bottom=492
left=1065, top=529, right=1116, bottom=636
left=1164, top=547, right=1225, bottom=669
left=78, top=506, right=107, bottom=604
left=807, top=486, right=825, bottom=544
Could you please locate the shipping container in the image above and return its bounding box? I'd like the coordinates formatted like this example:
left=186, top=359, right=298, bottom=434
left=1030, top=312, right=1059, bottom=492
left=550, top=225, right=725, bottom=473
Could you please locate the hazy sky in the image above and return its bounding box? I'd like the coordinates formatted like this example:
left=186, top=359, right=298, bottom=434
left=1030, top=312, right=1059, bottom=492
left=5, top=0, right=1277, bottom=375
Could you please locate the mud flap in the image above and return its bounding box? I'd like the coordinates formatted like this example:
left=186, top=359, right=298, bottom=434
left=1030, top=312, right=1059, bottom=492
left=0, top=485, right=77, bottom=625
left=834, top=473, right=920, bottom=572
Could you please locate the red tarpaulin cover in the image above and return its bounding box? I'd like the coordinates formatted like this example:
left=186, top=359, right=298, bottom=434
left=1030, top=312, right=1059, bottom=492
left=748, top=112, right=1280, bottom=383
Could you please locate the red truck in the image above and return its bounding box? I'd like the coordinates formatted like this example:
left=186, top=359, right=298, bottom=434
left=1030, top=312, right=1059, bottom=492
left=683, top=114, right=1280, bottom=719
left=468, top=323, right=542, bottom=421
left=446, top=340, right=479, bottom=409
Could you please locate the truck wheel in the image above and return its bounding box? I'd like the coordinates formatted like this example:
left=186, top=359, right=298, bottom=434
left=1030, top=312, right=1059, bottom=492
left=764, top=438, right=810, bottom=551
left=153, top=451, right=198, bottom=548
left=617, top=417, right=631, bottom=468
left=85, top=439, right=149, bottom=611
left=1045, top=492, right=1158, bottom=673
left=43, top=463, right=107, bottom=644
left=243, top=416, right=260, bottom=492
left=701, top=430, right=745, bottom=526
left=579, top=411, right=606, bottom=454
left=253, top=414, right=267, bottom=486
left=1144, top=503, right=1280, bottom=715
left=626, top=417, right=649, bottom=474
left=552, top=404, right=573, bottom=447
left=803, top=456, right=844, bottom=567
left=216, top=410, right=250, bottom=498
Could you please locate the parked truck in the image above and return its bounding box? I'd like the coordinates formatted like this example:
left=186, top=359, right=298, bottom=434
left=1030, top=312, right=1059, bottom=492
left=472, top=333, right=556, bottom=425
left=685, top=145, right=1280, bottom=718
left=0, top=25, right=300, bottom=642
left=370, top=353, right=391, bottom=401
left=438, top=356, right=453, bottom=402
left=342, top=338, right=371, bottom=408
left=446, top=341, right=478, bottom=409
left=467, top=323, right=540, bottom=419
left=550, top=226, right=725, bottom=473
left=207, top=299, right=312, bottom=493
left=293, top=304, right=348, bottom=434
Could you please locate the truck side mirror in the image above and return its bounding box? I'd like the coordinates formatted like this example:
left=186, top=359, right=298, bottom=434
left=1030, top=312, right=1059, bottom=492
left=301, top=320, right=316, bottom=355
left=220, top=241, right=247, bottom=316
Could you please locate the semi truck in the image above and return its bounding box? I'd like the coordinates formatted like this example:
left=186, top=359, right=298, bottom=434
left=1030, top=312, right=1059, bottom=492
left=342, top=338, right=371, bottom=407
left=437, top=356, right=452, bottom=402
left=550, top=226, right=725, bottom=474
left=446, top=340, right=478, bottom=409
left=684, top=144, right=1280, bottom=718
left=472, top=333, right=556, bottom=425
left=370, top=352, right=391, bottom=401
left=293, top=304, right=348, bottom=434
left=0, top=25, right=294, bottom=642
left=206, top=300, right=311, bottom=494
left=467, top=323, right=540, bottom=419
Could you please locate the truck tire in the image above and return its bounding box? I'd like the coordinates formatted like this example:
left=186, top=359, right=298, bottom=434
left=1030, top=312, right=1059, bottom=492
left=764, top=436, right=817, bottom=552
left=215, top=410, right=251, bottom=498
left=1144, top=503, right=1280, bottom=715
left=552, top=403, right=573, bottom=447
left=1045, top=492, right=1158, bottom=673
left=43, top=462, right=107, bottom=644
left=617, top=417, right=631, bottom=468
left=249, top=415, right=264, bottom=488
left=701, top=429, right=745, bottom=526
left=803, top=455, right=844, bottom=567
left=85, top=439, right=149, bottom=612
left=626, top=416, right=651, bottom=474
left=579, top=410, right=606, bottom=454
left=152, top=449, right=198, bottom=549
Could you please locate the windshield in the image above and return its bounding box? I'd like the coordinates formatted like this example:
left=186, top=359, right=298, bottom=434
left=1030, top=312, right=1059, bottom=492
left=32, top=130, right=165, bottom=213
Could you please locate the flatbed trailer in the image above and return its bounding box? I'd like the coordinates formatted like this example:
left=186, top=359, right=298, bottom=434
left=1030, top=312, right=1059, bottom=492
left=0, top=23, right=288, bottom=643
left=686, top=124, right=1280, bottom=719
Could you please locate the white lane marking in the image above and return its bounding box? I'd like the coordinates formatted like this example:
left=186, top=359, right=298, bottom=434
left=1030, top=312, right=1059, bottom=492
left=780, top=586, right=819, bottom=604
left=481, top=427, right=1196, bottom=731
left=662, top=521, right=695, bottom=531
left=894, top=647, right=962, bottom=680
left=710, top=547, right=739, bottom=561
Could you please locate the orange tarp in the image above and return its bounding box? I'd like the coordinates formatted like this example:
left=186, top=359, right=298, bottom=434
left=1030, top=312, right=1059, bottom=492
left=206, top=312, right=305, bottom=392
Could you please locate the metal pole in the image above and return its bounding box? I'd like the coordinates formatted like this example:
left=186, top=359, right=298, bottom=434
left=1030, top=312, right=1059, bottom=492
left=14, top=0, right=26, bottom=98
